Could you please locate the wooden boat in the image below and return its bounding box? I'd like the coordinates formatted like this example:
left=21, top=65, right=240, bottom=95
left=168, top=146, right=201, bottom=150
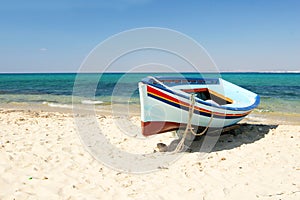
left=139, top=76, right=260, bottom=136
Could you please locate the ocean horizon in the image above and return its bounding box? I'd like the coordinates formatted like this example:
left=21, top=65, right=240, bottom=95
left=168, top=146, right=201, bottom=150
left=1, top=71, right=300, bottom=74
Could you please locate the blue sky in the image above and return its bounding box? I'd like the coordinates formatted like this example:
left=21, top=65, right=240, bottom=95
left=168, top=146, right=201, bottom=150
left=0, top=0, right=299, bottom=72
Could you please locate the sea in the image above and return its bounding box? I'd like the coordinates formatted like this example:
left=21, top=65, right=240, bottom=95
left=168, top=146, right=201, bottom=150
left=0, top=73, right=299, bottom=115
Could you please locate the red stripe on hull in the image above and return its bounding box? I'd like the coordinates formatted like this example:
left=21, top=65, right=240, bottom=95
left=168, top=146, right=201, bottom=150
left=141, top=121, right=183, bottom=136
left=147, top=85, right=250, bottom=117
left=147, top=85, right=187, bottom=106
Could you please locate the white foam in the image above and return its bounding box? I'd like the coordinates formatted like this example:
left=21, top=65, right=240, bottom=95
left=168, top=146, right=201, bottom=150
left=44, top=102, right=73, bottom=109
left=81, top=100, right=104, bottom=105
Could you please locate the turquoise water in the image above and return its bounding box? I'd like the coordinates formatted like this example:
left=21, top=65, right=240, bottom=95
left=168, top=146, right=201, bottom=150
left=0, top=73, right=299, bottom=114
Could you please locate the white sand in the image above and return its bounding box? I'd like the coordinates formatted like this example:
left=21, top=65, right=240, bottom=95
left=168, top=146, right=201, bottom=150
left=0, top=109, right=299, bottom=199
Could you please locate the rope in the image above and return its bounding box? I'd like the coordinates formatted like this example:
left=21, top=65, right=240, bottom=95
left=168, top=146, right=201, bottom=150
left=173, top=93, right=196, bottom=152
left=173, top=94, right=214, bottom=153
left=147, top=76, right=214, bottom=153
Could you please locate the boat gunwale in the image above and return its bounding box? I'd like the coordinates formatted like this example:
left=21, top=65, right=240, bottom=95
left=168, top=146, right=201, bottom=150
left=141, top=77, right=260, bottom=112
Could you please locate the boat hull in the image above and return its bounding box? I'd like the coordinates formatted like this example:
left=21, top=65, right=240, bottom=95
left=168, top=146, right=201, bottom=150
left=139, top=79, right=258, bottom=136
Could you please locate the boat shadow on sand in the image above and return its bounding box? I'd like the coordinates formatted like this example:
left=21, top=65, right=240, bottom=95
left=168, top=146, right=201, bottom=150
left=166, top=123, right=278, bottom=153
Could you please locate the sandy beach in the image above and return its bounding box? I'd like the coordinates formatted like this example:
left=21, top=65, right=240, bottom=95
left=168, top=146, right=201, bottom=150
left=0, top=107, right=299, bottom=200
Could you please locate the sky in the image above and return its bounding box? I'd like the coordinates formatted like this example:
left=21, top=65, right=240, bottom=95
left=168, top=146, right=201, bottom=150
left=0, top=0, right=299, bottom=72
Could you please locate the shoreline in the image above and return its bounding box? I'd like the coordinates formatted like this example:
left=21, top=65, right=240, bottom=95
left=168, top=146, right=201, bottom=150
left=1, top=103, right=299, bottom=125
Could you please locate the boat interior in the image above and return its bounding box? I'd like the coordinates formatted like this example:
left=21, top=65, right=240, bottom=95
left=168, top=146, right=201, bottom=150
left=181, top=88, right=233, bottom=105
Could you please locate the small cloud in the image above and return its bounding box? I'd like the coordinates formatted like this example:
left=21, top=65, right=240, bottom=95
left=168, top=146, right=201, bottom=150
left=39, top=48, right=48, bottom=51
